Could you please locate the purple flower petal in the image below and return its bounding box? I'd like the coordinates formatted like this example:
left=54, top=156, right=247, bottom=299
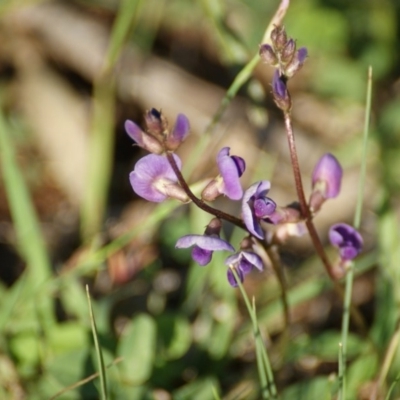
left=192, top=246, right=212, bottom=266
left=125, top=120, right=144, bottom=144
left=241, top=251, right=264, bottom=272
left=129, top=154, right=181, bottom=202
left=297, top=47, right=308, bottom=64
left=329, top=223, right=363, bottom=261
left=312, top=153, right=343, bottom=198
left=175, top=235, right=234, bottom=252
left=227, top=267, right=244, bottom=287
left=171, top=114, right=190, bottom=143
left=272, top=70, right=287, bottom=100
left=225, top=251, right=264, bottom=275
left=217, top=147, right=245, bottom=200
left=254, top=197, right=276, bottom=219
left=242, top=181, right=271, bottom=239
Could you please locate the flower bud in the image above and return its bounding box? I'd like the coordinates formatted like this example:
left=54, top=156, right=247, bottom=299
left=144, top=108, right=168, bottom=137
left=272, top=70, right=291, bottom=112
left=284, top=47, right=308, bottom=78
left=310, top=153, right=342, bottom=212
left=165, top=113, right=190, bottom=151
left=270, top=25, right=287, bottom=51
left=281, top=39, right=296, bottom=64
left=259, top=44, right=278, bottom=66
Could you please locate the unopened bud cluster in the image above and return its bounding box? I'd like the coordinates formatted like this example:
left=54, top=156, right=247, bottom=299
left=259, top=26, right=308, bottom=111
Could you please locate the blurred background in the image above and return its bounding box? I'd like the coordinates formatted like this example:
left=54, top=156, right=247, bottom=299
left=0, top=0, right=399, bottom=399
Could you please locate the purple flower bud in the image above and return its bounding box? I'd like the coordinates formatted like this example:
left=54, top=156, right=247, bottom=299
left=311, top=153, right=343, bottom=199
left=259, top=44, right=278, bottom=66
left=242, top=181, right=274, bottom=239
left=202, top=147, right=245, bottom=201
left=165, top=114, right=190, bottom=151
left=329, top=223, right=363, bottom=261
left=175, top=218, right=235, bottom=266
left=129, top=154, right=188, bottom=203
left=272, top=70, right=291, bottom=111
left=285, top=47, right=308, bottom=78
left=125, top=120, right=163, bottom=154
left=144, top=108, right=168, bottom=136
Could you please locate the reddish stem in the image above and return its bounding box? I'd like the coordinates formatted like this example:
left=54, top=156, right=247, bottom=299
left=283, top=111, right=336, bottom=280
left=166, top=152, right=247, bottom=230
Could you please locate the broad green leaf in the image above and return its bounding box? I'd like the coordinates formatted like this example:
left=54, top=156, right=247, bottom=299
left=117, top=313, right=157, bottom=384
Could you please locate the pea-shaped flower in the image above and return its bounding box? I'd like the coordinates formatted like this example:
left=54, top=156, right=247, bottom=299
left=329, top=223, right=363, bottom=261
left=225, top=251, right=264, bottom=287
left=202, top=147, right=246, bottom=201
left=175, top=218, right=234, bottom=266
left=129, top=154, right=188, bottom=203
left=242, top=181, right=276, bottom=239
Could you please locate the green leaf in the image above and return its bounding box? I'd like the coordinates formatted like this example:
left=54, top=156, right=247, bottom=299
left=117, top=313, right=157, bottom=384
left=157, top=314, right=192, bottom=360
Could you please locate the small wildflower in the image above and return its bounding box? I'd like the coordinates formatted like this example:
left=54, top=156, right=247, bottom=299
left=202, top=147, right=246, bottom=201
left=129, top=154, right=188, bottom=203
left=175, top=218, right=234, bottom=266
left=329, top=223, right=363, bottom=261
left=242, top=181, right=276, bottom=239
left=225, top=250, right=264, bottom=287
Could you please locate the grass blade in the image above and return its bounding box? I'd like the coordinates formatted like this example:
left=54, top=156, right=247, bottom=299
left=0, top=109, right=53, bottom=327
left=338, top=66, right=373, bottom=400
left=86, top=285, right=107, bottom=400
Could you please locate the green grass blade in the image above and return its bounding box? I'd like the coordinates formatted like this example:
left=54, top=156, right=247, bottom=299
left=338, top=66, right=373, bottom=400
left=86, top=285, right=108, bottom=400
left=0, top=109, right=53, bottom=327
left=80, top=0, right=143, bottom=240
left=105, top=0, right=144, bottom=73
left=232, top=269, right=278, bottom=399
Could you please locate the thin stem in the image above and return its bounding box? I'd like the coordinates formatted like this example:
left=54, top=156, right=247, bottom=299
left=283, top=111, right=369, bottom=336
left=283, top=111, right=335, bottom=280
left=166, top=152, right=246, bottom=230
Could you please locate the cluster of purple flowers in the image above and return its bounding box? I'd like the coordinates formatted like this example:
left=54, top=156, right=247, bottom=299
left=125, top=26, right=363, bottom=287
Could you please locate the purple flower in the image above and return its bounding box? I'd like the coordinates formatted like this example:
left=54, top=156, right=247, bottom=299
left=165, top=114, right=190, bottom=150
left=225, top=251, right=264, bottom=287
left=217, top=147, right=245, bottom=199
left=129, top=153, right=188, bottom=203
left=272, top=70, right=291, bottom=111
left=312, top=153, right=342, bottom=198
left=125, top=120, right=163, bottom=154
left=329, top=223, right=363, bottom=261
left=242, top=181, right=276, bottom=239
left=175, top=234, right=234, bottom=266
left=201, top=147, right=246, bottom=201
